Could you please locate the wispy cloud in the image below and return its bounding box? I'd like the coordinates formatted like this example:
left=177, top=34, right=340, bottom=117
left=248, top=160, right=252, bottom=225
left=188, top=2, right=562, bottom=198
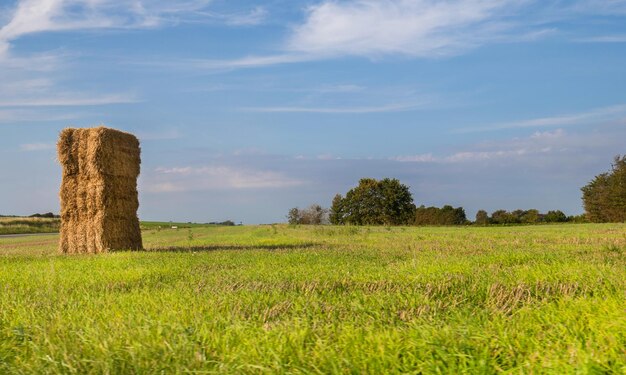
left=242, top=102, right=424, bottom=114
left=194, top=6, right=268, bottom=26
left=144, top=165, right=305, bottom=193
left=393, top=129, right=568, bottom=163
left=0, top=93, right=139, bottom=107
left=569, top=0, right=626, bottom=16
left=454, top=104, right=626, bottom=133
left=286, top=0, right=530, bottom=59
left=146, top=53, right=312, bottom=71
left=0, top=108, right=81, bottom=123
left=143, top=0, right=626, bottom=72
left=153, top=0, right=537, bottom=70
left=0, top=0, right=215, bottom=60
left=20, top=142, right=54, bottom=151
left=575, top=35, right=626, bottom=43
left=392, top=153, right=436, bottom=163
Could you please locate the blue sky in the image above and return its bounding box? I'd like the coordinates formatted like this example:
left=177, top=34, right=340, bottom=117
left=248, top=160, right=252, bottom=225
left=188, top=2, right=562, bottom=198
left=1, top=0, right=625, bottom=223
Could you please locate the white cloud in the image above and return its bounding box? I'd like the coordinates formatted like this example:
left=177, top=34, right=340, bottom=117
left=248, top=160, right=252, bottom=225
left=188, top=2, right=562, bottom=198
left=146, top=0, right=543, bottom=70
left=575, top=35, right=626, bottom=43
left=392, top=129, right=570, bottom=163
left=144, top=165, right=305, bottom=193
left=153, top=53, right=311, bottom=71
left=443, top=149, right=530, bottom=162
left=286, top=0, right=527, bottom=59
left=242, top=102, right=424, bottom=114
left=149, top=0, right=625, bottom=71
left=221, top=6, right=268, bottom=26
left=455, top=104, right=626, bottom=133
left=530, top=128, right=566, bottom=139
left=0, top=108, right=81, bottom=123
left=0, top=93, right=139, bottom=107
left=392, top=153, right=435, bottom=163
left=0, top=0, right=214, bottom=59
left=570, top=0, right=626, bottom=15
left=20, top=142, right=54, bottom=151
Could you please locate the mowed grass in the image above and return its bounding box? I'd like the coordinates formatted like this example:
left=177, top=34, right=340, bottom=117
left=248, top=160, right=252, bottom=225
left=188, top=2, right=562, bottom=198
left=0, top=224, right=625, bottom=374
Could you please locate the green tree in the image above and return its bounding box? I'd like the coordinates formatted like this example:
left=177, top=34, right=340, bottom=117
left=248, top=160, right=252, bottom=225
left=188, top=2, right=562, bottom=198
left=490, top=210, right=519, bottom=225
left=414, top=205, right=466, bottom=225
left=287, top=207, right=301, bottom=225
left=335, top=178, right=416, bottom=226
left=475, top=210, right=489, bottom=225
left=521, top=209, right=540, bottom=224
left=544, top=210, right=567, bottom=223
left=329, top=194, right=345, bottom=225
left=582, top=155, right=626, bottom=222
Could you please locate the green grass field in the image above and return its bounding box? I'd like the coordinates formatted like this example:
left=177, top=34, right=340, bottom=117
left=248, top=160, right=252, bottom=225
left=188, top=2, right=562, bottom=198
left=0, top=217, right=60, bottom=235
left=0, top=218, right=222, bottom=235
left=1, top=224, right=624, bottom=373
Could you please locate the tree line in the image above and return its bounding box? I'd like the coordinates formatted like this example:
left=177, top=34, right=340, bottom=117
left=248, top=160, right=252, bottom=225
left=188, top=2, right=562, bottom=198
left=288, top=155, right=625, bottom=226
left=474, top=209, right=579, bottom=225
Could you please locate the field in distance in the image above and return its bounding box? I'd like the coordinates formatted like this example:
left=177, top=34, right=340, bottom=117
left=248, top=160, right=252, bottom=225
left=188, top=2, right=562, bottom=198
left=0, top=218, right=232, bottom=236
left=0, top=216, right=60, bottom=235
left=0, top=224, right=624, bottom=373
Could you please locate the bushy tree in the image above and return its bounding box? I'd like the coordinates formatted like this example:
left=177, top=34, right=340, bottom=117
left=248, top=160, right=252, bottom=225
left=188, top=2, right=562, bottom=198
left=287, top=207, right=302, bottom=225
left=490, top=210, right=519, bottom=224
left=521, top=209, right=540, bottom=224
left=475, top=210, right=489, bottom=225
left=302, top=204, right=328, bottom=225
left=331, top=178, right=416, bottom=226
left=414, top=205, right=466, bottom=225
left=544, top=210, right=567, bottom=223
left=287, top=205, right=328, bottom=225
left=581, top=155, right=626, bottom=222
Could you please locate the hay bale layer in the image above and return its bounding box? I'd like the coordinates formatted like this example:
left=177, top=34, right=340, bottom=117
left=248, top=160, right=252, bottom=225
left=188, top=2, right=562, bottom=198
left=58, top=127, right=143, bottom=254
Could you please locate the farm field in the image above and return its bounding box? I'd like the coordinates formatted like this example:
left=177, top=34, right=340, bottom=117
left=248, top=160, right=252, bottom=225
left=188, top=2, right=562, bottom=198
left=0, top=224, right=625, bottom=373
left=0, top=217, right=60, bottom=235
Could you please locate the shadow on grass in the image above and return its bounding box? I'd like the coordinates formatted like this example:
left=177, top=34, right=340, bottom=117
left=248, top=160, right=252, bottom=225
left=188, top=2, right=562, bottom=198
left=144, top=242, right=320, bottom=253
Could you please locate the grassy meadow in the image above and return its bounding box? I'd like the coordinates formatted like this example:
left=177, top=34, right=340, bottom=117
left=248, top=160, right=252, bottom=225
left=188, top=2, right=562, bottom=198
left=0, top=224, right=624, bottom=373
left=0, top=217, right=60, bottom=235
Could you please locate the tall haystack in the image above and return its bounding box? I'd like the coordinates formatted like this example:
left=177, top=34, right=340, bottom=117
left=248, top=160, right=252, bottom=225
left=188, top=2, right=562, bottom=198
left=57, top=127, right=143, bottom=254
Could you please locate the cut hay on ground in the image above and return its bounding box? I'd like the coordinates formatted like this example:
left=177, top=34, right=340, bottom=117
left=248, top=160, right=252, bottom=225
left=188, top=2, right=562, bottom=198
left=58, top=127, right=143, bottom=254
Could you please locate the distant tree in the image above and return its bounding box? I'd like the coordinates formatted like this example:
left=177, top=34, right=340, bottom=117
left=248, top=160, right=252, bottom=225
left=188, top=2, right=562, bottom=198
left=475, top=210, right=489, bottom=225
left=287, top=207, right=302, bottom=225
left=581, top=155, right=626, bottom=222
left=490, top=210, right=506, bottom=224
left=414, top=205, right=466, bottom=225
left=490, top=210, right=519, bottom=225
left=329, top=194, right=345, bottom=225
left=511, top=209, right=525, bottom=222
left=453, top=206, right=467, bottom=225
left=521, top=209, right=540, bottom=224
left=29, top=212, right=58, bottom=218
left=544, top=210, right=567, bottom=223
left=440, top=205, right=467, bottom=225
left=287, top=205, right=328, bottom=225
left=301, top=204, right=328, bottom=225
left=415, top=206, right=439, bottom=225
left=333, top=178, right=416, bottom=226
left=567, top=214, right=588, bottom=224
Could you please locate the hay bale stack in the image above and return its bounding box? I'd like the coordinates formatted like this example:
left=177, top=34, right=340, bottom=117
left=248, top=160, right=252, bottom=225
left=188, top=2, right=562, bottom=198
left=57, top=127, right=143, bottom=253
